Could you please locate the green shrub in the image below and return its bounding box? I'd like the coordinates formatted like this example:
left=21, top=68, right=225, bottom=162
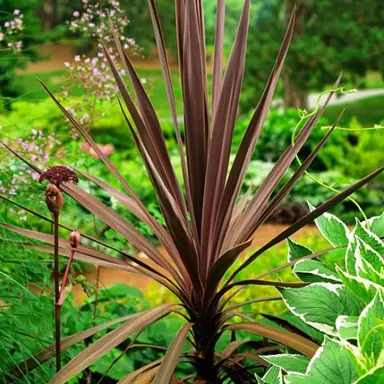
left=234, top=108, right=343, bottom=169
left=319, top=117, right=384, bottom=182
left=262, top=210, right=384, bottom=383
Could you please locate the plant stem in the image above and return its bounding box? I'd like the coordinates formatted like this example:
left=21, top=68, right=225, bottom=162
left=57, top=249, right=76, bottom=307
left=53, top=212, right=61, bottom=371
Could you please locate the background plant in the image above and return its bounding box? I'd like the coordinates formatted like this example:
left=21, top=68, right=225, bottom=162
left=260, top=209, right=384, bottom=383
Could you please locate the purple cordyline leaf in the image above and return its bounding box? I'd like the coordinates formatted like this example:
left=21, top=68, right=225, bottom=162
left=102, top=45, right=183, bottom=207
left=0, top=223, right=125, bottom=266
left=253, top=110, right=345, bottom=229
left=61, top=183, right=183, bottom=281
left=225, top=165, right=384, bottom=285
left=226, top=322, right=318, bottom=357
left=181, top=0, right=210, bottom=240
left=0, top=194, right=182, bottom=292
left=233, top=76, right=342, bottom=244
left=201, top=0, right=250, bottom=275
left=7, top=313, right=140, bottom=378
left=1, top=222, right=184, bottom=297
left=1, top=142, right=186, bottom=288
left=38, top=82, right=175, bottom=253
left=49, top=304, right=178, bottom=383
left=147, top=0, right=197, bottom=243
left=152, top=323, right=193, bottom=384
left=31, top=244, right=187, bottom=301
left=117, top=359, right=163, bottom=384
left=120, top=103, right=201, bottom=292
left=77, top=164, right=190, bottom=285
left=212, top=10, right=295, bottom=259
left=203, top=240, right=252, bottom=305
left=109, top=25, right=187, bottom=218
left=212, top=0, right=225, bottom=119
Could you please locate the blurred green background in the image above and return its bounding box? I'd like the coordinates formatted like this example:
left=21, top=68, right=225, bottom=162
left=0, top=0, right=383, bottom=382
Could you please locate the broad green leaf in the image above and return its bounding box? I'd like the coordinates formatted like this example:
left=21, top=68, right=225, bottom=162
left=336, top=315, right=358, bottom=340
left=293, top=259, right=341, bottom=283
left=355, top=238, right=384, bottom=273
left=308, top=203, right=350, bottom=247
left=354, top=365, right=384, bottom=383
left=281, top=283, right=363, bottom=335
left=279, top=311, right=324, bottom=344
left=307, top=337, right=358, bottom=384
left=285, top=373, right=325, bottom=384
left=358, top=293, right=384, bottom=369
left=286, top=338, right=358, bottom=384
left=357, top=257, right=384, bottom=287
left=287, top=238, right=313, bottom=262
left=262, top=354, right=310, bottom=374
left=255, top=373, right=268, bottom=384
left=346, top=240, right=358, bottom=276
left=354, top=221, right=384, bottom=257
left=262, top=365, right=283, bottom=384
left=337, top=267, right=384, bottom=305
left=363, top=212, right=384, bottom=238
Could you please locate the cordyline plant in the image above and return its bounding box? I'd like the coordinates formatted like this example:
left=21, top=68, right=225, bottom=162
left=1, top=0, right=384, bottom=383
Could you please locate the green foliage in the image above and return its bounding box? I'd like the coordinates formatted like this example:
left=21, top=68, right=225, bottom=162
left=318, top=117, right=384, bottom=182
left=241, top=0, right=384, bottom=110
left=234, top=108, right=334, bottom=166
left=266, top=210, right=384, bottom=383
left=0, top=0, right=45, bottom=100
left=324, top=95, right=384, bottom=127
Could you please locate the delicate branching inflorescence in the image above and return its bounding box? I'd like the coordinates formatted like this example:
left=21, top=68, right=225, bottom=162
left=63, top=0, right=138, bottom=134
left=0, top=9, right=24, bottom=52
left=2, top=0, right=383, bottom=383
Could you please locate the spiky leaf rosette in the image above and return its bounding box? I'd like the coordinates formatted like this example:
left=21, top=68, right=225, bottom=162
left=2, top=0, right=383, bottom=383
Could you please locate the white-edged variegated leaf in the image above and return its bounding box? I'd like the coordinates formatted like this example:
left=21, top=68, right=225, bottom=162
left=336, top=315, right=358, bottom=340
left=262, top=365, right=283, bottom=384
left=357, top=256, right=384, bottom=287
left=346, top=239, right=358, bottom=276
left=255, top=373, right=267, bottom=384
left=293, top=259, right=341, bottom=283
left=284, top=373, right=325, bottom=383
left=285, top=337, right=358, bottom=384
left=262, top=354, right=310, bottom=374
left=355, top=237, right=384, bottom=273
left=308, top=202, right=351, bottom=247
left=281, top=283, right=363, bottom=336
left=337, top=266, right=384, bottom=305
left=354, top=220, right=384, bottom=257
left=287, top=238, right=313, bottom=262
left=358, top=292, right=384, bottom=369
left=362, top=211, right=384, bottom=238
left=353, top=365, right=384, bottom=383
